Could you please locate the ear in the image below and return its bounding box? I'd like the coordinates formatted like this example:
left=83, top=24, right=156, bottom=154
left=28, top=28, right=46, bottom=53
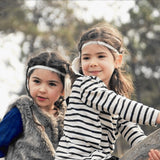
left=115, top=54, right=123, bottom=68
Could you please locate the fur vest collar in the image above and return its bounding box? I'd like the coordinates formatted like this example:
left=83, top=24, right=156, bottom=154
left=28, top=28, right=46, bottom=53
left=6, top=95, right=64, bottom=160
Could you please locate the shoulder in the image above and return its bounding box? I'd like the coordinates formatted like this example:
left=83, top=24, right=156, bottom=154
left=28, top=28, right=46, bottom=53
left=75, top=76, right=103, bottom=85
left=12, top=95, right=33, bottom=107
left=3, top=107, right=21, bottom=122
left=15, top=95, right=33, bottom=106
left=72, top=76, right=106, bottom=93
left=7, top=95, right=33, bottom=113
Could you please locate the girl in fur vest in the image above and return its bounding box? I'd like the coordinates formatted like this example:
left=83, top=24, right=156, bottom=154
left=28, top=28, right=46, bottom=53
left=0, top=51, right=72, bottom=160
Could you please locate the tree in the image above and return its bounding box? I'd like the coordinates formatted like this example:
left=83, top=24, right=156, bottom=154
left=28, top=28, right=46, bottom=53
left=120, top=0, right=160, bottom=109
left=112, top=0, right=160, bottom=156
left=0, top=0, right=105, bottom=95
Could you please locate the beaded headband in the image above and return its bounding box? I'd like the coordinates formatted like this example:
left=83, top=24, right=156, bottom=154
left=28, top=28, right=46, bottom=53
left=28, top=65, right=65, bottom=76
left=72, top=40, right=121, bottom=75
left=27, top=65, right=71, bottom=99
left=81, top=41, right=121, bottom=55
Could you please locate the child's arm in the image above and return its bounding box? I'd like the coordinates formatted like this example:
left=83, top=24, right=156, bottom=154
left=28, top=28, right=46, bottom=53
left=0, top=107, right=23, bottom=157
left=118, top=118, right=147, bottom=147
left=79, top=76, right=160, bottom=126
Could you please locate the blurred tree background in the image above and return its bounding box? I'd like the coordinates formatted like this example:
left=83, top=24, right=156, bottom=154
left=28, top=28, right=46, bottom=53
left=0, top=0, right=160, bottom=158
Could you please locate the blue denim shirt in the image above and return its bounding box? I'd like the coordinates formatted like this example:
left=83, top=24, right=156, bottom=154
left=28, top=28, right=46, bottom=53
left=0, top=107, right=23, bottom=157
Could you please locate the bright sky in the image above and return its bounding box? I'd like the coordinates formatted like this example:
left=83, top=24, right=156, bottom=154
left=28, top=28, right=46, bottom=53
left=0, top=33, right=25, bottom=119
left=75, top=0, right=135, bottom=24
left=0, top=1, right=135, bottom=119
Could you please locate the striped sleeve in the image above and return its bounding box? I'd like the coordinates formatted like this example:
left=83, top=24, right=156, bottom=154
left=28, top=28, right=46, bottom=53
left=79, top=76, right=160, bottom=126
left=117, top=118, right=147, bottom=146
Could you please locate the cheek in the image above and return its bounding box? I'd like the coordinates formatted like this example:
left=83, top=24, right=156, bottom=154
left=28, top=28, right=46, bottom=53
left=110, top=64, right=115, bottom=72
left=28, top=81, right=37, bottom=96
left=29, top=87, right=36, bottom=97
left=107, top=63, right=115, bottom=74
left=50, top=87, right=63, bottom=98
left=108, top=64, right=116, bottom=80
left=103, top=61, right=115, bottom=75
left=49, top=91, right=61, bottom=103
left=81, top=62, right=88, bottom=73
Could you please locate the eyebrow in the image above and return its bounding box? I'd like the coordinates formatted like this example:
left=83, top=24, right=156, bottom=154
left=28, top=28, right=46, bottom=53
left=82, top=52, right=107, bottom=56
left=32, top=77, right=60, bottom=84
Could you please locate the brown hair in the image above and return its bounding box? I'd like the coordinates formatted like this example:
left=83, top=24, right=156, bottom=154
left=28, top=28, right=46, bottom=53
left=78, top=23, right=134, bottom=98
left=26, top=51, right=73, bottom=109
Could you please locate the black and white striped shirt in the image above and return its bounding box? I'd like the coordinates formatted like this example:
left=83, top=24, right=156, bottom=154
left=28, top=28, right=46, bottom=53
left=55, top=76, right=159, bottom=160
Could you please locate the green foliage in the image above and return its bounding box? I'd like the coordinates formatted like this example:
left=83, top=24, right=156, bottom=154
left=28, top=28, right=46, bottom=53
left=120, top=0, right=160, bottom=108
left=0, top=0, right=105, bottom=61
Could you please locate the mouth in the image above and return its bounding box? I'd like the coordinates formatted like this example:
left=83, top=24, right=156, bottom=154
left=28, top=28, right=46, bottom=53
left=37, top=96, right=47, bottom=101
left=89, top=70, right=102, bottom=75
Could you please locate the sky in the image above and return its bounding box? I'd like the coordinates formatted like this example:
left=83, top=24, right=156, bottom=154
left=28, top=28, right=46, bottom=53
left=0, top=0, right=135, bottom=119
left=75, top=0, right=135, bottom=24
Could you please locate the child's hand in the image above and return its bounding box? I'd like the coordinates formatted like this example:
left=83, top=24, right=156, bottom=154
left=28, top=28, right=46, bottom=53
left=156, top=113, right=160, bottom=124
left=148, top=149, right=160, bottom=160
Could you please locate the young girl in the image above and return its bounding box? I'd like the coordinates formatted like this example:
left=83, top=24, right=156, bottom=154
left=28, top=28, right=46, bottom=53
left=55, top=24, right=160, bottom=160
left=0, top=51, right=72, bottom=159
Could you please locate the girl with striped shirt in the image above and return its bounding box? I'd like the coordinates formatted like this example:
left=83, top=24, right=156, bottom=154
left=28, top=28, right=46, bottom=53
left=55, top=23, right=160, bottom=160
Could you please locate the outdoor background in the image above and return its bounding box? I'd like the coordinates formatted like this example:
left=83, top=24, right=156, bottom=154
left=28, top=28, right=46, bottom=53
left=0, top=0, right=160, bottom=158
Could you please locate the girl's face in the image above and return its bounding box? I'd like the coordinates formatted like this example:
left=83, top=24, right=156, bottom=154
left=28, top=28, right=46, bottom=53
left=81, top=44, right=122, bottom=86
left=28, top=68, right=64, bottom=112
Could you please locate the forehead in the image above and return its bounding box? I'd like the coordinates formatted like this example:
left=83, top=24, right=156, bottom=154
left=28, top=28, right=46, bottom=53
left=30, top=68, right=61, bottom=81
left=81, top=44, right=111, bottom=55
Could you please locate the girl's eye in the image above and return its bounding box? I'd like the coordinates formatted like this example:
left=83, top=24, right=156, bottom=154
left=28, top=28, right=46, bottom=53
left=82, top=56, right=89, bottom=60
left=98, top=55, right=106, bottom=58
left=49, top=82, right=56, bottom=86
left=33, top=79, right=40, bottom=84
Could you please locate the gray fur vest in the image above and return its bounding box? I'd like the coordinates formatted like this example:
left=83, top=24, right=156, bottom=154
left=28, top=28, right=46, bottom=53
left=5, top=95, right=64, bottom=160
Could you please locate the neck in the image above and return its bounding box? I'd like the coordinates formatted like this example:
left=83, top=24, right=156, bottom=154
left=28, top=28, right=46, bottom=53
left=41, top=106, right=58, bottom=117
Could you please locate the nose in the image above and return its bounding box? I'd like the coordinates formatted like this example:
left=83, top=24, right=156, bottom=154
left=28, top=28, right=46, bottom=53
left=39, top=84, right=47, bottom=93
left=89, top=58, right=98, bottom=67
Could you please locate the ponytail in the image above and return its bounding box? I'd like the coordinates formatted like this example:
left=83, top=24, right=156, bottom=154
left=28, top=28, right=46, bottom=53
left=109, top=68, right=134, bottom=98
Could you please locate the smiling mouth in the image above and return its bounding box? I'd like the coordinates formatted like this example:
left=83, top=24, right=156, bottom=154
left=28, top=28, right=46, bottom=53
left=89, top=71, right=101, bottom=74
left=37, top=96, right=47, bottom=101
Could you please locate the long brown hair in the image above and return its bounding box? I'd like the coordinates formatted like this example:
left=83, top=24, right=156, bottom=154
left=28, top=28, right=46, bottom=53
left=78, top=23, right=134, bottom=98
left=26, top=51, right=72, bottom=108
